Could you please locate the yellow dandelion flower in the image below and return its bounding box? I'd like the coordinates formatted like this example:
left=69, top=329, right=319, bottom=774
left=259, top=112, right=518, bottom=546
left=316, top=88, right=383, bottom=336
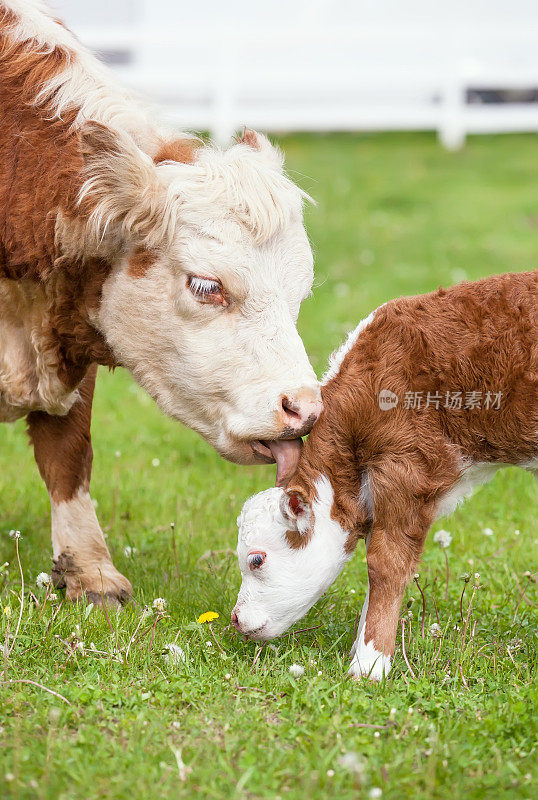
left=197, top=611, right=219, bottom=624
left=3, top=606, right=12, bottom=618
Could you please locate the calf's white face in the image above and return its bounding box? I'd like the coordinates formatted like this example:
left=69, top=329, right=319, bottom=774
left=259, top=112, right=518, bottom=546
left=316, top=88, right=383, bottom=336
left=233, top=478, right=351, bottom=640
left=78, top=126, right=321, bottom=463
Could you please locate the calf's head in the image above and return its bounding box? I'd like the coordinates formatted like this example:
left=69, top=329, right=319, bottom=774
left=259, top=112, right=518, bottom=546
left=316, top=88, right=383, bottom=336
left=233, top=474, right=352, bottom=640
left=74, top=124, right=321, bottom=462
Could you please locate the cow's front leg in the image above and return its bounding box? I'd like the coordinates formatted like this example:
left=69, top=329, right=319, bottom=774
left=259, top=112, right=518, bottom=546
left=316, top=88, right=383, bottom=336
left=27, top=365, right=132, bottom=606
left=349, top=522, right=428, bottom=681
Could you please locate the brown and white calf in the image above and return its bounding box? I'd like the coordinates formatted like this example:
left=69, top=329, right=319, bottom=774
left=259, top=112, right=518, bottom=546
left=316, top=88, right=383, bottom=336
left=0, top=0, right=321, bottom=604
left=233, top=271, right=537, bottom=680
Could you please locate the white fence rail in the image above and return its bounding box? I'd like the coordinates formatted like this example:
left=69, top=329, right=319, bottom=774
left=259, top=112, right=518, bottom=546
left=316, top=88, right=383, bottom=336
left=53, top=1, right=538, bottom=148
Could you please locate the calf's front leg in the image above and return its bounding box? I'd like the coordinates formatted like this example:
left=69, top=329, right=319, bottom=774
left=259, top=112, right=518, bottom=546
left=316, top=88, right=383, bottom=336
left=27, top=365, right=132, bottom=606
left=349, top=521, right=429, bottom=681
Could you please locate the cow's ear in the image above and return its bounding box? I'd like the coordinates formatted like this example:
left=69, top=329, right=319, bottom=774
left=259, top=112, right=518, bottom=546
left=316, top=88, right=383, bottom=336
left=79, top=121, right=172, bottom=249
left=279, top=488, right=309, bottom=526
left=235, top=126, right=261, bottom=150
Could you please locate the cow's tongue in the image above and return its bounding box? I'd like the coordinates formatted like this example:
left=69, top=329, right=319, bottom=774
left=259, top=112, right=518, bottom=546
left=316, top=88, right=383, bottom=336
left=266, top=438, right=303, bottom=487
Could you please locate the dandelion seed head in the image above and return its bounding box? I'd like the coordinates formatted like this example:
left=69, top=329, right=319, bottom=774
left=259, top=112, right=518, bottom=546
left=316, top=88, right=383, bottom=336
left=8, top=529, right=21, bottom=540
left=289, top=663, right=305, bottom=677
left=152, top=597, right=167, bottom=613
left=429, top=623, right=443, bottom=638
left=326, top=769, right=335, bottom=778
left=152, top=458, right=160, bottom=467
left=163, top=643, right=186, bottom=666
left=370, top=789, right=383, bottom=799
left=337, top=751, right=364, bottom=776
left=433, top=529, right=452, bottom=548
left=482, top=527, right=494, bottom=536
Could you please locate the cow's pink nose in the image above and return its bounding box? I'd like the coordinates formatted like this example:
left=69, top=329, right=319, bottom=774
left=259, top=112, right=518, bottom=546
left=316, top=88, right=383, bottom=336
left=279, top=392, right=323, bottom=438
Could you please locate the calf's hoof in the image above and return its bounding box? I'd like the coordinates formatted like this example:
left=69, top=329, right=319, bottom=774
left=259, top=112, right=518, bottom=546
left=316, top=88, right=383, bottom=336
left=348, top=652, right=392, bottom=683
left=52, top=550, right=132, bottom=608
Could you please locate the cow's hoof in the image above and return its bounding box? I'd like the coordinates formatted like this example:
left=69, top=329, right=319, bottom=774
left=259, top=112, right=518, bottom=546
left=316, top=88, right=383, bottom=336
left=52, top=550, right=132, bottom=607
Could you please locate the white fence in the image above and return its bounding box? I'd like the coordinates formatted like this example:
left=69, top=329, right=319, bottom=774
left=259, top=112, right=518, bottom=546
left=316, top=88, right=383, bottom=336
left=51, top=0, right=538, bottom=148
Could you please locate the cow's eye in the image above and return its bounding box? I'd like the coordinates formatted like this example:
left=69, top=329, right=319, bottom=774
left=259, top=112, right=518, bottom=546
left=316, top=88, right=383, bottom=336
left=187, top=275, right=228, bottom=306
left=247, top=551, right=266, bottom=570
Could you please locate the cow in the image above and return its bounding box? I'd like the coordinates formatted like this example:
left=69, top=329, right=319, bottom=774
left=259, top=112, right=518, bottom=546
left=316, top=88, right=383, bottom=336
left=232, top=271, right=538, bottom=680
left=0, top=0, right=322, bottom=605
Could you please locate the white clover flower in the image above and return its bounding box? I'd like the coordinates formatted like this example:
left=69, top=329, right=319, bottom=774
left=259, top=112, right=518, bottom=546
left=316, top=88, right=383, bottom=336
left=123, top=546, right=137, bottom=558
left=289, top=663, right=305, bottom=677
left=429, top=623, right=443, bottom=638
left=49, top=593, right=58, bottom=602
left=152, top=458, right=160, bottom=467
left=433, top=529, right=452, bottom=548
left=482, top=527, right=494, bottom=536
left=326, top=769, right=335, bottom=778
left=36, top=572, right=52, bottom=589
left=370, top=788, right=382, bottom=799
left=163, top=643, right=186, bottom=666
left=152, top=597, right=167, bottom=613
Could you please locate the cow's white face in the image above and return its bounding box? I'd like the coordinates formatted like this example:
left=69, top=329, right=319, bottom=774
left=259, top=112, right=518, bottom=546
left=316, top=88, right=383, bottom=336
left=80, top=125, right=321, bottom=463
left=233, top=477, right=351, bottom=639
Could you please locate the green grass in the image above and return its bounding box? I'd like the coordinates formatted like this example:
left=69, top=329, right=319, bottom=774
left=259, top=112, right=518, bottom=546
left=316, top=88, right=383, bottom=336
left=1, top=132, right=537, bottom=800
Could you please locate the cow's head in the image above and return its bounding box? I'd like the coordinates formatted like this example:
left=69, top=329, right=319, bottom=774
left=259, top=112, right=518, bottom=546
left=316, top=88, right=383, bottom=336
left=74, top=124, right=321, bottom=463
left=233, top=470, right=352, bottom=640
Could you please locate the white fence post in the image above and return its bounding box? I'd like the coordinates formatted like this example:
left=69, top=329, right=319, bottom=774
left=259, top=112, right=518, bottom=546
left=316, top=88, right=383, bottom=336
left=439, top=69, right=466, bottom=150
left=212, top=38, right=236, bottom=145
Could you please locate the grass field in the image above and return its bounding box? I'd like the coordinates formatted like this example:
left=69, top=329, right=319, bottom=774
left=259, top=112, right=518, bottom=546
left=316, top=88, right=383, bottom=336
left=1, top=132, right=537, bottom=800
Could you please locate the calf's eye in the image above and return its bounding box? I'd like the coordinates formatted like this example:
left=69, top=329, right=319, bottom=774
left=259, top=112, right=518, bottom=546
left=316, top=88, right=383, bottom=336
left=247, top=551, right=266, bottom=570
left=187, top=275, right=228, bottom=306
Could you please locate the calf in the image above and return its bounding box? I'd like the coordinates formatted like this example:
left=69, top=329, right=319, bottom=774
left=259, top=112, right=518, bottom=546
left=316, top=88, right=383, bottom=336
left=233, top=271, right=537, bottom=680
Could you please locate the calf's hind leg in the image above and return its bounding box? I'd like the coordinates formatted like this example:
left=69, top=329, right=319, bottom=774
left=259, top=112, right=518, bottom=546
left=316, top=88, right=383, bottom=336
left=27, top=365, right=132, bottom=606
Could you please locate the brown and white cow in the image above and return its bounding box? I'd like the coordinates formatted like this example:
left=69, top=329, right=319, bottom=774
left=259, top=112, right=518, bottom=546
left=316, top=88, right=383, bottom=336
left=0, top=0, right=321, bottom=604
left=233, top=271, right=537, bottom=680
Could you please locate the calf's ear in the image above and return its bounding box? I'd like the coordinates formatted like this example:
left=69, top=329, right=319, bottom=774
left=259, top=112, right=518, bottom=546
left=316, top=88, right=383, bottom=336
left=78, top=121, right=173, bottom=250
left=279, top=489, right=309, bottom=526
